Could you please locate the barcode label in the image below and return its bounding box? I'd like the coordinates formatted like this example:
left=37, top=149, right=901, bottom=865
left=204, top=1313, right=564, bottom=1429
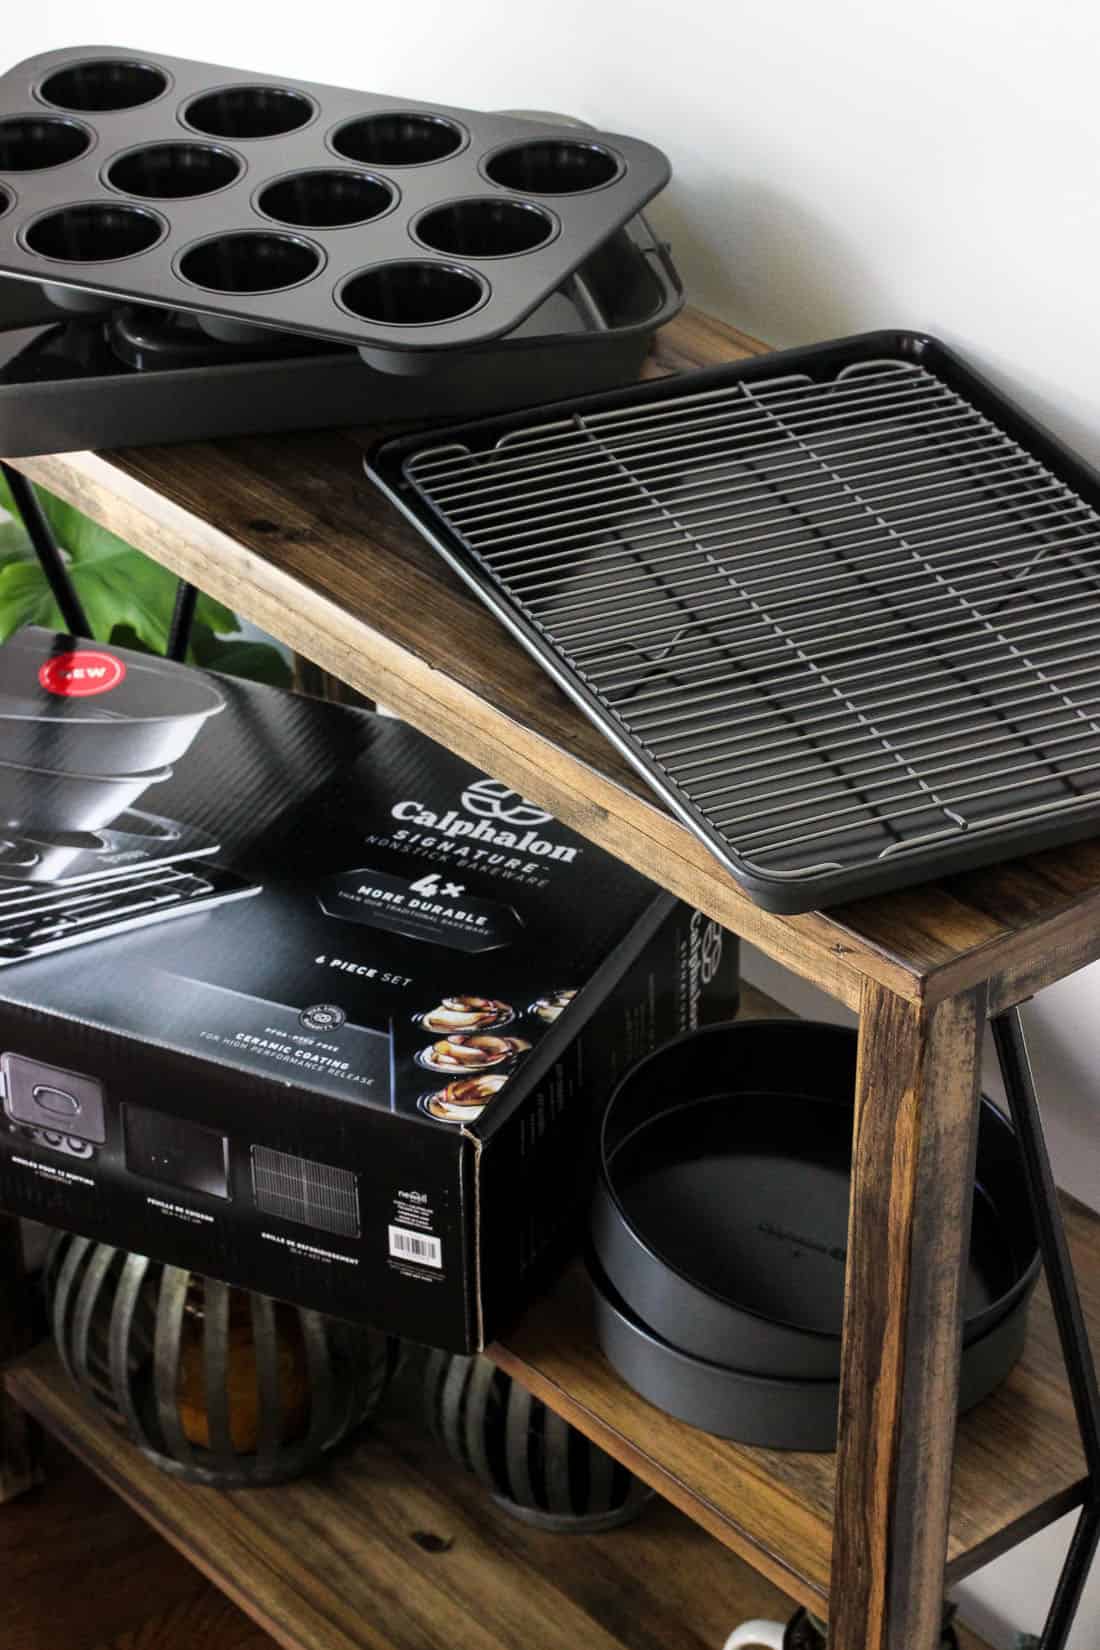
left=388, top=1224, right=443, bottom=1269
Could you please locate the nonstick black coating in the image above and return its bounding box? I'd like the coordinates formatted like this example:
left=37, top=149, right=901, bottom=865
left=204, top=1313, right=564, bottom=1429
left=588, top=1248, right=1030, bottom=1451
left=0, top=628, right=223, bottom=774
left=0, top=46, right=670, bottom=355
left=0, top=753, right=169, bottom=832
left=592, top=1020, right=1039, bottom=1377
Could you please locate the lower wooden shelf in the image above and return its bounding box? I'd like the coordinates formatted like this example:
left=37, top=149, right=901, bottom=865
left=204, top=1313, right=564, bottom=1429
left=7, top=1341, right=802, bottom=1650
left=5, top=1341, right=995, bottom=1650
left=492, top=1213, right=1096, bottom=1619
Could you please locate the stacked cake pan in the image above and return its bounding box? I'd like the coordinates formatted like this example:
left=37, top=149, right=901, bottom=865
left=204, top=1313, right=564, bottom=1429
left=0, top=48, right=680, bottom=452
left=588, top=1019, right=1040, bottom=1450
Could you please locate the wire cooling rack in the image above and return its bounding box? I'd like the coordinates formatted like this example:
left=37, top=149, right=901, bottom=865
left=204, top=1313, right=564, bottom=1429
left=370, top=337, right=1100, bottom=910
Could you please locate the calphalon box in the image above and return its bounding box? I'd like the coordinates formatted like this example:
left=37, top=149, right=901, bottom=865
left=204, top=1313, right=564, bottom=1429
left=0, top=628, right=738, bottom=1349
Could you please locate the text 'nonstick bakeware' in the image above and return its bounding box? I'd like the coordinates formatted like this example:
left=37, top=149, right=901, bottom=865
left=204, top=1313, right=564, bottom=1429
left=369, top=331, right=1100, bottom=911
left=0, top=47, right=670, bottom=355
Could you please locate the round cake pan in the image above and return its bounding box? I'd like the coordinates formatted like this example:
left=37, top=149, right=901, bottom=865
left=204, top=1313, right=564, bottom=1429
left=592, top=1019, right=1039, bottom=1377
left=588, top=1249, right=1030, bottom=1452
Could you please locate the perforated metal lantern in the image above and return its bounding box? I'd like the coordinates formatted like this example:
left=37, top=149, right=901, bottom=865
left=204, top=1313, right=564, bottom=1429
left=424, top=1348, right=652, bottom=1531
left=46, top=1232, right=399, bottom=1487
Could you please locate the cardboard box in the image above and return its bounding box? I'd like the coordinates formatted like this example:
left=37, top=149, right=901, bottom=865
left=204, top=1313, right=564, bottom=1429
left=0, top=629, right=739, bottom=1349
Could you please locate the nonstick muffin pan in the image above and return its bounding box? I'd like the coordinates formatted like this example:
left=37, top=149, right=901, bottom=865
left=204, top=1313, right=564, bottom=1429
left=0, top=209, right=683, bottom=454
left=0, top=47, right=671, bottom=356
left=586, top=1018, right=1039, bottom=1448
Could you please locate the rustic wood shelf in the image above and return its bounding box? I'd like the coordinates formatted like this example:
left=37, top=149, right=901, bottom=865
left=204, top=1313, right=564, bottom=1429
left=493, top=1216, right=1097, bottom=1614
left=5, top=1342, right=807, bottom=1650
left=5, top=306, right=1100, bottom=1649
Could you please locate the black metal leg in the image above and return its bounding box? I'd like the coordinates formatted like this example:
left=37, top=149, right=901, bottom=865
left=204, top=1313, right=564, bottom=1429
left=1, top=463, right=92, bottom=639
left=991, top=1008, right=1100, bottom=1650
left=167, top=580, right=198, bottom=662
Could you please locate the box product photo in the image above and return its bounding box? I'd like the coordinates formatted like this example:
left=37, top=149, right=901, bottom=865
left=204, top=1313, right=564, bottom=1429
left=0, top=627, right=739, bottom=1350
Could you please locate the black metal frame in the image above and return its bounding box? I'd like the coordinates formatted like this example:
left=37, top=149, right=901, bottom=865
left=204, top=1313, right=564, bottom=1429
left=991, top=1009, right=1100, bottom=1650
left=0, top=464, right=197, bottom=658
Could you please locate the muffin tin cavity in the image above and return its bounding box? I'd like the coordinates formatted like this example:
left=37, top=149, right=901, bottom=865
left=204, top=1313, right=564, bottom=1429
left=415, top=197, right=554, bottom=258
left=106, top=140, right=241, bottom=199
left=257, top=168, right=393, bottom=227
left=339, top=261, right=485, bottom=325
left=332, top=112, right=464, bottom=166
left=485, top=138, right=621, bottom=194
left=0, top=182, right=11, bottom=218
left=0, top=114, right=91, bottom=170
left=23, top=201, right=164, bottom=261
left=39, top=58, right=168, bottom=112
left=184, top=85, right=314, bottom=139
left=178, top=230, right=321, bottom=293
left=0, top=48, right=670, bottom=350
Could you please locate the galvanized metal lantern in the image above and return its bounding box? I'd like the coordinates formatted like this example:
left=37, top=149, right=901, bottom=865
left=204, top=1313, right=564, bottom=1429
left=424, top=1348, right=652, bottom=1531
left=46, top=1232, right=399, bottom=1488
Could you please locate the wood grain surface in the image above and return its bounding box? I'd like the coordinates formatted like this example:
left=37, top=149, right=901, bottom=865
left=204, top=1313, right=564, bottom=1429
left=11, top=307, right=1100, bottom=1013
left=5, top=1435, right=272, bottom=1650
left=0, top=1215, right=40, bottom=1503
left=7, top=1344, right=806, bottom=1650
left=831, top=984, right=985, bottom=1650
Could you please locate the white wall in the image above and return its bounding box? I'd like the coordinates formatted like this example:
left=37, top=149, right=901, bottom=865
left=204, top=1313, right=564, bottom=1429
left=8, top=2, right=1100, bottom=1642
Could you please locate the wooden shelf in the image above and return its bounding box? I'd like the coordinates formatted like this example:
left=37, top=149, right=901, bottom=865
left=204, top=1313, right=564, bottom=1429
left=6, top=1341, right=809, bottom=1650
left=7, top=305, right=1100, bottom=1647
left=492, top=1223, right=1096, bottom=1614
left=488, top=985, right=1098, bottom=1615
left=12, top=308, right=1100, bottom=1018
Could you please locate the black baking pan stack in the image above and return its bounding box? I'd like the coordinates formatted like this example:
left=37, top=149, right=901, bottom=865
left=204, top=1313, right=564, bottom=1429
left=585, top=1019, right=1039, bottom=1451
left=0, top=47, right=679, bottom=453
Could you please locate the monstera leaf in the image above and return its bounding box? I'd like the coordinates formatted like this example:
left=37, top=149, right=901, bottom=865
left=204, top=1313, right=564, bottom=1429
left=0, top=472, right=291, bottom=686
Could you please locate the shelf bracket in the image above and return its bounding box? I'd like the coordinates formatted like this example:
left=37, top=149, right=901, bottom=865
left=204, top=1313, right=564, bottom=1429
left=991, top=1009, right=1100, bottom=1650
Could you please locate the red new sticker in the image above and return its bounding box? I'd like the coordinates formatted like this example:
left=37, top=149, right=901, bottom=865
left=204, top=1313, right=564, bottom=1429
left=38, top=650, right=126, bottom=698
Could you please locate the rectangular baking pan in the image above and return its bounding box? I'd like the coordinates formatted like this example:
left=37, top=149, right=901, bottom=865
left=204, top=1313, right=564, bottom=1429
left=368, top=331, right=1100, bottom=912
left=0, top=214, right=681, bottom=454
left=0, top=46, right=669, bottom=356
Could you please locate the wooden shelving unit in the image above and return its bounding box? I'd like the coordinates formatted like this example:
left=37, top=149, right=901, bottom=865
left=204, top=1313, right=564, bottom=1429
left=3, top=305, right=1099, bottom=1649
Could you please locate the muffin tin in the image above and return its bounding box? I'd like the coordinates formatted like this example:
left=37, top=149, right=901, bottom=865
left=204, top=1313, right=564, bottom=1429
left=0, top=208, right=682, bottom=454
left=0, top=47, right=671, bottom=355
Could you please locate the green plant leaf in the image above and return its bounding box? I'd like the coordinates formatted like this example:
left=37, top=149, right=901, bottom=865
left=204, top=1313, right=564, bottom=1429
left=0, top=561, right=66, bottom=641
left=187, top=622, right=292, bottom=686
left=0, top=477, right=286, bottom=687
